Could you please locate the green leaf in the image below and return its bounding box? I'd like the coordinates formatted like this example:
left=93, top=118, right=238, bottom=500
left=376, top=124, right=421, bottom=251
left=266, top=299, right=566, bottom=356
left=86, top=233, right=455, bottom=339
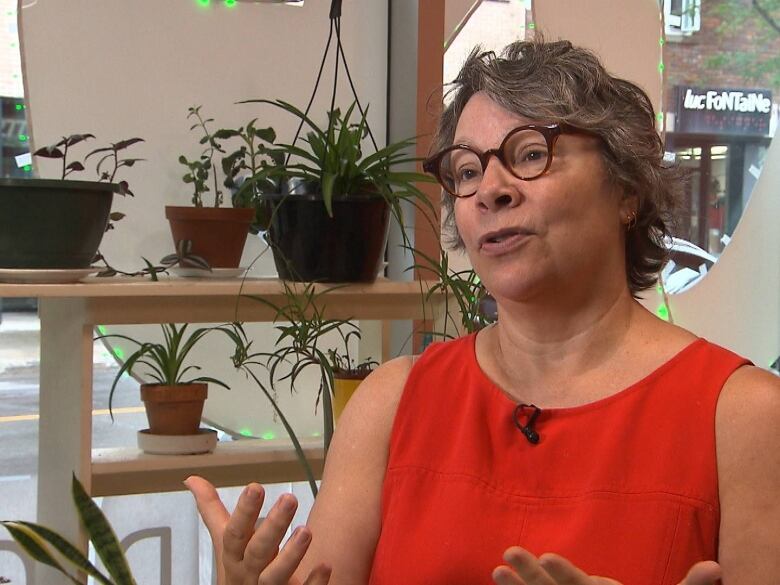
left=72, top=475, right=137, bottom=585
left=0, top=522, right=84, bottom=585
left=322, top=171, right=337, bottom=217
left=9, top=521, right=114, bottom=585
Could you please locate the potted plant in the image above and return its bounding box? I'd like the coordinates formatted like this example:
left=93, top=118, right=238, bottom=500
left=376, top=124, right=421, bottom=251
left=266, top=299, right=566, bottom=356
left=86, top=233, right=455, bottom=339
left=2, top=475, right=137, bottom=585
left=96, top=322, right=241, bottom=453
left=411, top=246, right=497, bottom=339
left=327, top=347, right=378, bottom=421
left=0, top=134, right=144, bottom=269
left=167, top=106, right=279, bottom=269
left=237, top=99, right=436, bottom=283
left=244, top=281, right=377, bottom=456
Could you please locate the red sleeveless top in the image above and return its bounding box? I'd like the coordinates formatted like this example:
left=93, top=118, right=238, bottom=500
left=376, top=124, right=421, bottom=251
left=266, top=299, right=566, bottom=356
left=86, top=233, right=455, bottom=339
left=369, top=334, right=749, bottom=585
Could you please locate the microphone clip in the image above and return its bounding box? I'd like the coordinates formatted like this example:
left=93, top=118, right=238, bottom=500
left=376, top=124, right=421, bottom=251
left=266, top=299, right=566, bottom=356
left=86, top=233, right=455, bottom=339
left=513, top=403, right=542, bottom=444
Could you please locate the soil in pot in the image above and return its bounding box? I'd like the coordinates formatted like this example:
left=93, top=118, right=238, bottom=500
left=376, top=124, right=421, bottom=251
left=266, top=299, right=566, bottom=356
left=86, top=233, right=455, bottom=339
left=140, top=382, right=207, bottom=435
left=165, top=206, right=255, bottom=268
left=0, top=178, right=115, bottom=268
left=263, top=193, right=390, bottom=282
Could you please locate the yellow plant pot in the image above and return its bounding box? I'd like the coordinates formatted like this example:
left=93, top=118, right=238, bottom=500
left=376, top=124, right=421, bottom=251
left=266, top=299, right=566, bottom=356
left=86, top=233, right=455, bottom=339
left=333, top=377, right=364, bottom=422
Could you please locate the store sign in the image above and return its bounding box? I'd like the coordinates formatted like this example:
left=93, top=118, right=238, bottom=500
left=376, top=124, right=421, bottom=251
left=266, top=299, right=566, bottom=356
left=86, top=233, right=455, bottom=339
left=676, top=86, right=772, bottom=136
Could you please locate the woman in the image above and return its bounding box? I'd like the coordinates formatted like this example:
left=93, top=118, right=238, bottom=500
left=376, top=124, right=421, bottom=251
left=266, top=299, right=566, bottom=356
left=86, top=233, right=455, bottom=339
left=187, top=38, right=780, bottom=585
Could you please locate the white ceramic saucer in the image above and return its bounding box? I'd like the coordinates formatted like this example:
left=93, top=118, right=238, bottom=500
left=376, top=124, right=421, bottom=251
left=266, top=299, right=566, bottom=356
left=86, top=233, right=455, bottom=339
left=0, top=267, right=99, bottom=284
left=169, top=267, right=248, bottom=279
left=137, top=428, right=218, bottom=455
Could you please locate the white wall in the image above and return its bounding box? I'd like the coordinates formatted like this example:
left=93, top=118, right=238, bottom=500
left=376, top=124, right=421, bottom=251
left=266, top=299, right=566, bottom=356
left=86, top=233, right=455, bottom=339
left=19, top=0, right=389, bottom=438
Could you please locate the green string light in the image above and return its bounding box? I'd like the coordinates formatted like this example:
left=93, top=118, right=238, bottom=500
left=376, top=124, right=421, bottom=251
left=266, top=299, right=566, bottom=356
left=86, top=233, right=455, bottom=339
left=658, top=61, right=665, bottom=73
left=656, top=112, right=664, bottom=121
left=22, top=165, right=31, bottom=172
left=224, top=0, right=237, bottom=6
left=261, top=431, right=276, bottom=440
left=656, top=304, right=669, bottom=321
left=659, top=37, right=665, bottom=46
left=97, top=325, right=107, bottom=335
left=527, top=22, right=536, bottom=29
left=18, top=134, right=27, bottom=142
left=196, top=0, right=210, bottom=6
left=15, top=104, right=23, bottom=111
left=239, top=427, right=253, bottom=437
left=113, top=346, right=125, bottom=360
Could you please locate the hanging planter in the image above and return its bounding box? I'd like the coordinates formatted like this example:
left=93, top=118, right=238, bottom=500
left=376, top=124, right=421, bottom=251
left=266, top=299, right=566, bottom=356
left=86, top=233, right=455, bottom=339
left=264, top=191, right=390, bottom=282
left=235, top=0, right=435, bottom=283
left=240, top=100, right=434, bottom=283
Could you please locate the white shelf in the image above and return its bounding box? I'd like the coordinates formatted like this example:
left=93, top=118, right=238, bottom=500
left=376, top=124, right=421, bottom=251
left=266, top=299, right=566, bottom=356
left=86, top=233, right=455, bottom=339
left=91, top=438, right=325, bottom=497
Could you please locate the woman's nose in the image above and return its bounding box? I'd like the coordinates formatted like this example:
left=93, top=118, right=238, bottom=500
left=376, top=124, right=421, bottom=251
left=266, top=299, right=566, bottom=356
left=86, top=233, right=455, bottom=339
left=474, top=156, right=522, bottom=211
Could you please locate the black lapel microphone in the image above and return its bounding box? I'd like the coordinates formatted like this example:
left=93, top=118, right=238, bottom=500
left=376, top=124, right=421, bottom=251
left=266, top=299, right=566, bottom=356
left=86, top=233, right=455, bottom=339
left=513, top=403, right=542, bottom=444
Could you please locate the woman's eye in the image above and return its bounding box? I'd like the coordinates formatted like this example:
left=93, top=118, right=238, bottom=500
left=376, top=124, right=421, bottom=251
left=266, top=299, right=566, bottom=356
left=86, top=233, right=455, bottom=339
left=456, top=167, right=480, bottom=182
left=519, top=147, right=548, bottom=162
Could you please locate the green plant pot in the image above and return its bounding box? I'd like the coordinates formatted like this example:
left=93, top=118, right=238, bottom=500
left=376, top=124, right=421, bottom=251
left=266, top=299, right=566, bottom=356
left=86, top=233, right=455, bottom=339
left=0, top=178, right=116, bottom=269
left=262, top=193, right=390, bottom=282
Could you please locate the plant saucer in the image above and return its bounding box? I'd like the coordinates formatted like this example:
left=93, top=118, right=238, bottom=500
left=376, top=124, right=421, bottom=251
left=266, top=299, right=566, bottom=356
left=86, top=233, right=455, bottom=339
left=0, top=267, right=99, bottom=284
left=137, top=428, right=218, bottom=455
left=169, top=267, right=248, bottom=279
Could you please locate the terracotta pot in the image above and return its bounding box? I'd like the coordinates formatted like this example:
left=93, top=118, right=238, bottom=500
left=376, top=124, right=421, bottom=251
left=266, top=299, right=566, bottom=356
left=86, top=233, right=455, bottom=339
left=165, top=206, right=255, bottom=268
left=140, top=383, right=208, bottom=436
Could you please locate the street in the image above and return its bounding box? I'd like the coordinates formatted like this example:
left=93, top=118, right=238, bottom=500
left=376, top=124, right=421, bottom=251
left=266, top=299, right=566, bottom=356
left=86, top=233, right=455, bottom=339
left=0, top=312, right=149, bottom=477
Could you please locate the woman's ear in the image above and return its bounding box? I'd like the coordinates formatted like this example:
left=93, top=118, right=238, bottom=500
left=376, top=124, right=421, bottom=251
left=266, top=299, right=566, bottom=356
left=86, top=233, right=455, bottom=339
left=619, top=194, right=639, bottom=221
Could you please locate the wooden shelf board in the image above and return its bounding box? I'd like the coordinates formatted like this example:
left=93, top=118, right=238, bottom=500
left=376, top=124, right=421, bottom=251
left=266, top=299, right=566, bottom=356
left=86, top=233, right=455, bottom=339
left=91, top=438, right=324, bottom=497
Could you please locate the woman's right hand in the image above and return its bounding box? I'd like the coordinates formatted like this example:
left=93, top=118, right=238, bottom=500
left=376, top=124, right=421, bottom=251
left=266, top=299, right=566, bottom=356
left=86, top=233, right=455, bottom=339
left=185, top=475, right=332, bottom=585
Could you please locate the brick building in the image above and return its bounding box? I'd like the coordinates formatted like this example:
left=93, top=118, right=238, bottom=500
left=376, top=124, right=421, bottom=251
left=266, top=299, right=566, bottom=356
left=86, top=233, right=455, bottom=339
left=662, top=0, right=778, bottom=253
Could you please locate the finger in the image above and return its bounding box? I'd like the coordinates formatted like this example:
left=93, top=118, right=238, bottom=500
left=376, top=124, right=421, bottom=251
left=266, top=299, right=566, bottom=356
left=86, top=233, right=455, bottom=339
left=302, top=563, right=333, bottom=585
left=244, top=493, right=298, bottom=576
left=539, top=553, right=620, bottom=585
left=258, top=524, right=311, bottom=584
left=184, top=476, right=230, bottom=585
left=222, top=483, right=266, bottom=568
left=184, top=476, right=230, bottom=541
left=678, top=561, right=722, bottom=585
left=503, top=547, right=557, bottom=585
left=492, top=564, right=527, bottom=585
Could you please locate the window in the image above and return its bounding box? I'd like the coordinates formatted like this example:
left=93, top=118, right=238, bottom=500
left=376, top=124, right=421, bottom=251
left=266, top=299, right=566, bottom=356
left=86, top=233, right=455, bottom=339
left=664, top=0, right=701, bottom=36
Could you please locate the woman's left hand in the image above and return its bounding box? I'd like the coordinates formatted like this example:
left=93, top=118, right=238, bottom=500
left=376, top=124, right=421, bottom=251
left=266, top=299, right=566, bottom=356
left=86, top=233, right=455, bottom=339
left=492, top=547, right=723, bottom=585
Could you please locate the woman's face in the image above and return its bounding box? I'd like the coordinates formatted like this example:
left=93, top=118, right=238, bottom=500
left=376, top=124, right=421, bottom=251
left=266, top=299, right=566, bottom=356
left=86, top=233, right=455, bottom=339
left=452, top=92, right=632, bottom=304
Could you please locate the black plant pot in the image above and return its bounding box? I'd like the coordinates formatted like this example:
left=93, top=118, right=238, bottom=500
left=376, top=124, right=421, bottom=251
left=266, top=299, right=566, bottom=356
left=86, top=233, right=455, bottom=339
left=0, top=178, right=116, bottom=269
left=263, top=192, right=390, bottom=283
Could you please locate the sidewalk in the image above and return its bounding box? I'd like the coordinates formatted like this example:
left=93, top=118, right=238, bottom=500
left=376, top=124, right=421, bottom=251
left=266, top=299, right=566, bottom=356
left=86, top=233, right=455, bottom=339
left=0, top=311, right=117, bottom=375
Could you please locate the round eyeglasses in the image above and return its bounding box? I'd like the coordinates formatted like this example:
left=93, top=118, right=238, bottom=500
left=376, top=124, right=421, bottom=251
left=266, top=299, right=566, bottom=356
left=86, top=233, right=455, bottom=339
left=423, top=123, right=586, bottom=199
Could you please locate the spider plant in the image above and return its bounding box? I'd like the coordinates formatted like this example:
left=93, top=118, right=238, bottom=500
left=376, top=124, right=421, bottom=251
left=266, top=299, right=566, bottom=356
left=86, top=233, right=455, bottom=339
left=95, top=322, right=241, bottom=419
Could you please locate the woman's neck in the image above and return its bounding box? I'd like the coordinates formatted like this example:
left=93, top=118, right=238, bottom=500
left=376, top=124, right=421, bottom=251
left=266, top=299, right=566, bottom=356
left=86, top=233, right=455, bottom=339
left=484, top=283, right=648, bottom=405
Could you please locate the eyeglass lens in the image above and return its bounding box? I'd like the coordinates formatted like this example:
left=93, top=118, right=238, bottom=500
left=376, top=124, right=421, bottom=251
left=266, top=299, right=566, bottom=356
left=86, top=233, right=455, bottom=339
left=440, top=128, right=550, bottom=197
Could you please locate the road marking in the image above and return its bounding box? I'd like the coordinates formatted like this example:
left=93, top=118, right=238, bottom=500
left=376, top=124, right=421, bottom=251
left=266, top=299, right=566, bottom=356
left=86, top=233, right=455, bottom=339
left=0, top=406, right=146, bottom=423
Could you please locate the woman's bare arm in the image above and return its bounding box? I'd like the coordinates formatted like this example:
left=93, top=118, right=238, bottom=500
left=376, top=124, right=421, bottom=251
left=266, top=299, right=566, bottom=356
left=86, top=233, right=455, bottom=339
left=716, top=365, right=780, bottom=584
left=294, top=355, right=413, bottom=584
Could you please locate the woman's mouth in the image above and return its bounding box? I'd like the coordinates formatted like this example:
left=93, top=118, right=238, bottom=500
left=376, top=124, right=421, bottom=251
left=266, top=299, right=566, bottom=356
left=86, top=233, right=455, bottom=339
left=479, top=228, right=533, bottom=255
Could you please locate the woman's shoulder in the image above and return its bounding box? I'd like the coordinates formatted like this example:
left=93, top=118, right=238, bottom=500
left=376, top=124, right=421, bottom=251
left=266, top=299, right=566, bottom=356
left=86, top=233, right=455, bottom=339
left=715, top=364, right=780, bottom=580
left=717, top=363, right=780, bottom=431
left=337, top=355, right=416, bottom=428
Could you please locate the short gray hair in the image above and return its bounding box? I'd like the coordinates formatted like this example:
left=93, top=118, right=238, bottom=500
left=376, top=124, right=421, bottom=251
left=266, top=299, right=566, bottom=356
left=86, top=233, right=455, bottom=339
left=432, top=37, right=682, bottom=295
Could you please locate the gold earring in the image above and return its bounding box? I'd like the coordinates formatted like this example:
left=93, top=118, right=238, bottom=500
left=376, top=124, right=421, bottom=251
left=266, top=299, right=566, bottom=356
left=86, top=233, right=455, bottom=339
left=625, top=212, right=637, bottom=231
